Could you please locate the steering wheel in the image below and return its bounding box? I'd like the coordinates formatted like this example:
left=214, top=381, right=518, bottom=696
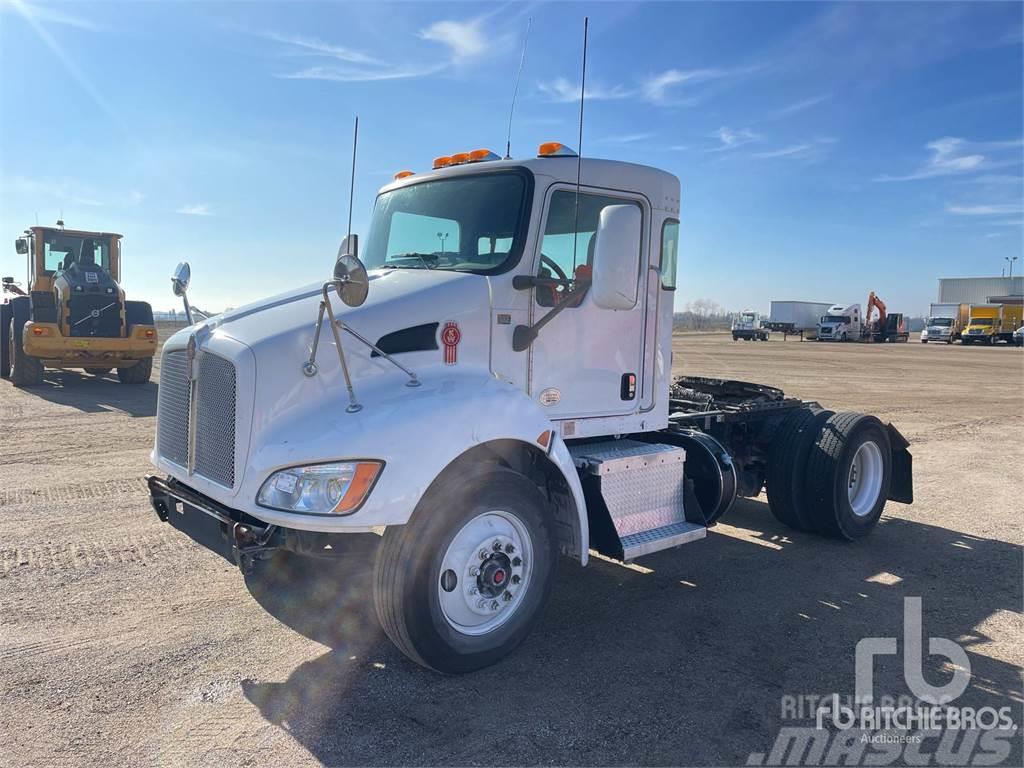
left=540, top=255, right=568, bottom=282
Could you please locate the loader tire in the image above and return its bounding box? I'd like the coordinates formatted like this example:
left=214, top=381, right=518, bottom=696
left=803, top=412, right=891, bottom=540
left=86, top=367, right=113, bottom=375
left=374, top=465, right=557, bottom=674
left=117, top=358, right=152, bottom=385
left=1, top=303, right=10, bottom=378
left=766, top=408, right=833, bottom=531
left=9, top=300, right=44, bottom=387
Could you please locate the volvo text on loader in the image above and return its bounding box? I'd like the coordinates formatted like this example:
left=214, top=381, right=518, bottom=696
left=146, top=145, right=914, bottom=673
left=2, top=223, right=157, bottom=387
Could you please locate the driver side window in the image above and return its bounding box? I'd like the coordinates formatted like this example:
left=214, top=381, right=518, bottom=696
left=537, top=190, right=642, bottom=307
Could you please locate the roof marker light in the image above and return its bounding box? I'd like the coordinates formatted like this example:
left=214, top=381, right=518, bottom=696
left=538, top=142, right=578, bottom=158
left=433, top=156, right=453, bottom=169
left=394, top=170, right=414, bottom=180
left=468, top=149, right=500, bottom=163
left=449, top=152, right=471, bottom=165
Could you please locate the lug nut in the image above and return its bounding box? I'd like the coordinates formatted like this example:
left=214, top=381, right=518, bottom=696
left=492, top=540, right=502, bottom=551
left=502, top=592, right=513, bottom=601
left=490, top=600, right=500, bottom=611
left=469, top=566, right=480, bottom=577
left=479, top=549, right=488, bottom=560
left=512, top=557, right=522, bottom=567
left=477, top=599, right=487, bottom=610
left=505, top=543, right=515, bottom=553
left=469, top=587, right=479, bottom=595
left=511, top=575, right=521, bottom=585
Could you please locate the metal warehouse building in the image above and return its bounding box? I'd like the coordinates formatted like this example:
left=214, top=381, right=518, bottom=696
left=938, top=276, right=1024, bottom=304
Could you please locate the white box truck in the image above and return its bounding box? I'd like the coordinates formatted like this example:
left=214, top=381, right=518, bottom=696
left=922, top=303, right=968, bottom=343
left=765, top=300, right=833, bottom=340
left=147, top=146, right=913, bottom=673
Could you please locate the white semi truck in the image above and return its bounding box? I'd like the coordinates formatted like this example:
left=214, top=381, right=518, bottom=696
left=731, top=310, right=768, bottom=341
left=147, top=146, right=913, bottom=673
left=817, top=303, right=862, bottom=342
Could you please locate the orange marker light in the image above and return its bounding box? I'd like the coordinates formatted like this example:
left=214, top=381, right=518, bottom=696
left=469, top=149, right=499, bottom=162
left=433, top=156, right=453, bottom=169
left=450, top=152, right=470, bottom=165
left=32, top=326, right=46, bottom=336
left=394, top=170, right=414, bottom=180
left=333, top=462, right=383, bottom=514
left=145, top=329, right=156, bottom=339
left=537, top=141, right=578, bottom=158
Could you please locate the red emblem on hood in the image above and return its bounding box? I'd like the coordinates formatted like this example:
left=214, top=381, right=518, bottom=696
left=442, top=322, right=461, bottom=365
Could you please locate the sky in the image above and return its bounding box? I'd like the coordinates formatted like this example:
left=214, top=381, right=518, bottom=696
left=1, top=0, right=1022, bottom=316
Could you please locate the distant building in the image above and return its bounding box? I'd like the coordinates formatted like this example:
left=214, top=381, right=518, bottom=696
left=937, top=276, right=1023, bottom=305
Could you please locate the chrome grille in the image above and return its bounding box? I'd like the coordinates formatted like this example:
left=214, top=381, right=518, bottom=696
left=194, top=353, right=237, bottom=488
left=156, top=350, right=189, bottom=467
left=156, top=348, right=237, bottom=488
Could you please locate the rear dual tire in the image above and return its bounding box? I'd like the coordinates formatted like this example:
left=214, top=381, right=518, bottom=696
left=374, top=466, right=558, bottom=674
left=767, top=410, right=891, bottom=540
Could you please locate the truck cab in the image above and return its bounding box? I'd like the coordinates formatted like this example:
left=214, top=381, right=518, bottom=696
left=731, top=310, right=768, bottom=341
left=962, top=305, right=1001, bottom=345
left=147, top=144, right=912, bottom=673
left=817, top=303, right=861, bottom=342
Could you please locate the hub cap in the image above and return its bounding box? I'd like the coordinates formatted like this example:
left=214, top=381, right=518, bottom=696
left=438, top=511, right=533, bottom=636
left=848, top=440, right=884, bottom=517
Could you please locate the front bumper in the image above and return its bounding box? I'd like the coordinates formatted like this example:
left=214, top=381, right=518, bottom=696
left=24, top=322, right=157, bottom=364
left=147, top=475, right=377, bottom=570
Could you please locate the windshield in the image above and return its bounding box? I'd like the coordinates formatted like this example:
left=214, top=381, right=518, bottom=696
left=969, top=318, right=994, bottom=326
left=741, top=313, right=756, bottom=322
left=928, top=318, right=953, bottom=327
left=43, top=233, right=110, bottom=275
left=822, top=315, right=847, bottom=323
left=363, top=171, right=530, bottom=274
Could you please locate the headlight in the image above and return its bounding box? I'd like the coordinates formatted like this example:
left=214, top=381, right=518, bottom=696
left=257, top=461, right=383, bottom=515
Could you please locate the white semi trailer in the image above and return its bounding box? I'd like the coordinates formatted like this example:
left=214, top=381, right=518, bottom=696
left=147, top=146, right=913, bottom=673
left=764, top=300, right=833, bottom=340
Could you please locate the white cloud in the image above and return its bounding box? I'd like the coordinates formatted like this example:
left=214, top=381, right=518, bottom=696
left=754, top=137, right=836, bottom=161
left=262, top=32, right=379, bottom=65
left=875, top=137, right=1023, bottom=182
left=946, top=202, right=1024, bottom=216
left=596, top=132, right=655, bottom=145
left=177, top=204, right=214, bottom=217
left=279, top=63, right=445, bottom=83
left=766, top=94, right=831, bottom=120
left=708, top=127, right=761, bottom=152
left=537, top=78, right=632, bottom=103
left=418, top=18, right=486, bottom=60
left=641, top=68, right=727, bottom=104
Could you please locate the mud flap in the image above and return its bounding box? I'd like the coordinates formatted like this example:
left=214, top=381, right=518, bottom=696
left=886, top=423, right=913, bottom=504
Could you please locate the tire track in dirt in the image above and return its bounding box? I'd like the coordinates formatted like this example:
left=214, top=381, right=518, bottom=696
left=0, top=477, right=149, bottom=508
left=0, top=530, right=195, bottom=576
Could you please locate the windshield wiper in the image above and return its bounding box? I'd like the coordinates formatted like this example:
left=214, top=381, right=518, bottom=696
left=387, top=252, right=439, bottom=270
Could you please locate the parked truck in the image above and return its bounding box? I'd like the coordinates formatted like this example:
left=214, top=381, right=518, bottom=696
left=146, top=145, right=913, bottom=673
left=817, top=303, right=861, bottom=342
left=962, top=303, right=1024, bottom=345
left=731, top=310, right=768, bottom=341
left=921, top=303, right=969, bottom=344
left=864, top=291, right=908, bottom=343
left=764, top=300, right=833, bottom=340
left=1, top=223, right=157, bottom=386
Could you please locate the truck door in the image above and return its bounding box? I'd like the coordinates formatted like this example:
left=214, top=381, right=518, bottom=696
left=527, top=186, right=648, bottom=420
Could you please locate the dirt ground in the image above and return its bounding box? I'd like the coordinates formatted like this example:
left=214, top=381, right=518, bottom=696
left=1, top=331, right=1021, bottom=767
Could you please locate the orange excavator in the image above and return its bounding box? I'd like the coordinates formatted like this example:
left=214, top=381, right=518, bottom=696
left=865, top=291, right=908, bottom=342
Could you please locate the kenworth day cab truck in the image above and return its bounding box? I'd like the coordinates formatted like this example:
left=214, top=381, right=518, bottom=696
left=146, top=146, right=913, bottom=673
left=921, top=302, right=968, bottom=344
left=816, top=303, right=861, bottom=342
left=731, top=310, right=768, bottom=341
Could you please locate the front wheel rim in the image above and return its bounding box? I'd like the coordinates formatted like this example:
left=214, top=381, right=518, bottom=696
left=437, top=510, right=534, bottom=636
left=847, top=440, right=884, bottom=517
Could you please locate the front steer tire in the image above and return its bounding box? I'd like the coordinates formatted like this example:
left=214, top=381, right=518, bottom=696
left=9, top=300, right=44, bottom=387
left=374, top=466, right=558, bottom=674
left=117, top=358, right=152, bottom=384
left=0, top=303, right=10, bottom=378
left=803, top=412, right=892, bottom=540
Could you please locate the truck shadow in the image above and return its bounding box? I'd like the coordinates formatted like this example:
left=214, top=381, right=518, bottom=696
left=17, top=369, right=157, bottom=417
left=240, top=500, right=1022, bottom=767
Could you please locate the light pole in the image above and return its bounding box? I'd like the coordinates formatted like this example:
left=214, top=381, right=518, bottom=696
left=1006, top=256, right=1018, bottom=279
left=437, top=232, right=449, bottom=253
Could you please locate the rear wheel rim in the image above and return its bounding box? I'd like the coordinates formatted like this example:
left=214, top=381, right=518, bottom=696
left=437, top=510, right=534, bottom=636
left=848, top=440, right=884, bottom=517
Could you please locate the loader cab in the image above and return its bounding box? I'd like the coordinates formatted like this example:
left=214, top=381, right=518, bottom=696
left=19, top=226, right=121, bottom=293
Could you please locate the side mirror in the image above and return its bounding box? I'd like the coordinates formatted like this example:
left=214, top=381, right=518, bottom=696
left=2, top=276, right=13, bottom=285
left=338, top=234, right=359, bottom=261
left=333, top=254, right=369, bottom=307
left=591, top=205, right=642, bottom=310
left=15, top=238, right=28, bottom=255
left=171, top=262, right=191, bottom=298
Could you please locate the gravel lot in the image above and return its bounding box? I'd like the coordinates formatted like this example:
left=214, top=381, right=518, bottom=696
left=2, top=331, right=1021, bottom=767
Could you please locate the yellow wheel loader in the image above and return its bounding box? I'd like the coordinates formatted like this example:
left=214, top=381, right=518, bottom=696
left=1, top=223, right=157, bottom=387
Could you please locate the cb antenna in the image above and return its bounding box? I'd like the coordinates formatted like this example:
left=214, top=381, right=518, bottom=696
left=346, top=115, right=359, bottom=246
left=571, top=17, right=588, bottom=273
left=505, top=17, right=532, bottom=159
